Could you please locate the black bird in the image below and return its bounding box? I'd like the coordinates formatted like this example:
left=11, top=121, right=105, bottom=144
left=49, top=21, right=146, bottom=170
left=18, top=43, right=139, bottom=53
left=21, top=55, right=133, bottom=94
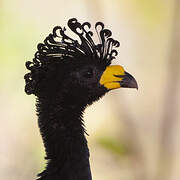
left=24, top=18, right=138, bottom=180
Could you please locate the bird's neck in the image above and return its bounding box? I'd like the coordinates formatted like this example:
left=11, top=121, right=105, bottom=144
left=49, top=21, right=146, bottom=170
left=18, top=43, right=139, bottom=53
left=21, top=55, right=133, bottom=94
left=36, top=96, right=92, bottom=180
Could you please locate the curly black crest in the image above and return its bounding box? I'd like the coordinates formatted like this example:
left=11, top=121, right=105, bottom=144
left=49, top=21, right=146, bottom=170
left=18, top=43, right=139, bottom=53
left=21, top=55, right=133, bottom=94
left=24, top=18, right=120, bottom=95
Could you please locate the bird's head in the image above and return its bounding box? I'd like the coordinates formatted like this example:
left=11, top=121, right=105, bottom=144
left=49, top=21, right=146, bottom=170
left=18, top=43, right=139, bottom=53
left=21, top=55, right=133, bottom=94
left=24, top=18, right=137, bottom=106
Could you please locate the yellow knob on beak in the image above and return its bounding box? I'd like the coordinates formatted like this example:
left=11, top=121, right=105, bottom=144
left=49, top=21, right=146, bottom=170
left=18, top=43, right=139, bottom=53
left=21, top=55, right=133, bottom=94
left=100, top=65, right=138, bottom=90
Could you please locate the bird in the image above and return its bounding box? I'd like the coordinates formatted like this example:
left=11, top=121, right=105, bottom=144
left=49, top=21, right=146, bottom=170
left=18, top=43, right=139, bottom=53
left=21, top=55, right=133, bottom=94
left=24, top=18, right=138, bottom=180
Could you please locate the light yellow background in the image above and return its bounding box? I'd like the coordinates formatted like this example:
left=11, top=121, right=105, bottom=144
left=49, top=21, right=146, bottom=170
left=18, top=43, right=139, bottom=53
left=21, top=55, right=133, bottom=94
left=0, top=0, right=180, bottom=179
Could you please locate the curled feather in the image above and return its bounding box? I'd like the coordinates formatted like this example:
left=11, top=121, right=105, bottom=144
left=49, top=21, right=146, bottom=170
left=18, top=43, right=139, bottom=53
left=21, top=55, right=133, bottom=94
left=24, top=18, right=120, bottom=95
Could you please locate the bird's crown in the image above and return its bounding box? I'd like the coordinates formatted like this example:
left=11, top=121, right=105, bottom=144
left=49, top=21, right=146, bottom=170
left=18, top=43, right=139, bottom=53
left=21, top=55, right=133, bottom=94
left=24, top=18, right=120, bottom=95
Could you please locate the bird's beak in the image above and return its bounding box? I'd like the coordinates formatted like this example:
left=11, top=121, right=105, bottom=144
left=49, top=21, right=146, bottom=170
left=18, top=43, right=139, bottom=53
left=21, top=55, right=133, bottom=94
left=100, top=65, right=138, bottom=90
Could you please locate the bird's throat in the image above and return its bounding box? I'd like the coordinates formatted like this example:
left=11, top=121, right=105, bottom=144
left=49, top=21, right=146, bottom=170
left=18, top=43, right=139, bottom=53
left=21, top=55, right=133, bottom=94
left=36, top=96, right=92, bottom=180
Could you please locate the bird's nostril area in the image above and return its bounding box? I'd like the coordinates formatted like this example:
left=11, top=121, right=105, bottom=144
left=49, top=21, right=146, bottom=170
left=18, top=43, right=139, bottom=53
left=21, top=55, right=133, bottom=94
left=113, top=74, right=125, bottom=78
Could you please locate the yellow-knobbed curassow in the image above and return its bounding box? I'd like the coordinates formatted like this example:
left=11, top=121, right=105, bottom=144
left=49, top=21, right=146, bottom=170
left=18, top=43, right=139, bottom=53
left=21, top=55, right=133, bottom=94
left=24, top=18, right=138, bottom=180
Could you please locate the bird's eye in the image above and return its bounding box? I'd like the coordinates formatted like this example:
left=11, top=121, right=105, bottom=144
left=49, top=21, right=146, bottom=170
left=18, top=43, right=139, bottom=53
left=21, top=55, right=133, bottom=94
left=83, top=68, right=93, bottom=78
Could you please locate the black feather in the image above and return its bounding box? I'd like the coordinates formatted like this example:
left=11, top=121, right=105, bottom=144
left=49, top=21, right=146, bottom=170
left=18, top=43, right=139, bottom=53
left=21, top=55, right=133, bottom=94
left=24, top=18, right=120, bottom=180
left=24, top=18, right=120, bottom=96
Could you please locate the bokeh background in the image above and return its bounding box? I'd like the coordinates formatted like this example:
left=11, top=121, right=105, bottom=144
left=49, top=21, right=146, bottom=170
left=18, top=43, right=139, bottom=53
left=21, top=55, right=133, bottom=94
left=0, top=0, right=180, bottom=180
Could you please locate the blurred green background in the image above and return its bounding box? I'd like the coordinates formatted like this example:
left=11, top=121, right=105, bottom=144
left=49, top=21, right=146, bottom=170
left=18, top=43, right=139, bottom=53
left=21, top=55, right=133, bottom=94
left=0, top=0, right=180, bottom=179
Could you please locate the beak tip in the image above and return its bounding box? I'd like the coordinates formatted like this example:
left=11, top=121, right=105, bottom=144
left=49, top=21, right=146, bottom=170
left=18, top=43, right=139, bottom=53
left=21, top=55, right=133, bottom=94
left=134, top=80, right=138, bottom=90
left=132, top=79, right=138, bottom=90
left=120, top=71, right=138, bottom=90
